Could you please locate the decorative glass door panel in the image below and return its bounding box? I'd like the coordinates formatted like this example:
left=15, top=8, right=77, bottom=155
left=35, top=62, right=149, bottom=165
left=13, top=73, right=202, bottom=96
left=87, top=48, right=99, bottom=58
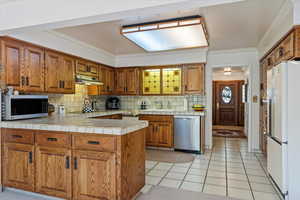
left=162, top=68, right=182, bottom=94
left=142, top=69, right=161, bottom=94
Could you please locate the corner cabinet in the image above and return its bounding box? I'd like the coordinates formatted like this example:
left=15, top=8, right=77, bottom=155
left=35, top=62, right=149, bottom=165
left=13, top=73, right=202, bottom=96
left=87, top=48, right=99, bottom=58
left=183, top=64, right=205, bottom=94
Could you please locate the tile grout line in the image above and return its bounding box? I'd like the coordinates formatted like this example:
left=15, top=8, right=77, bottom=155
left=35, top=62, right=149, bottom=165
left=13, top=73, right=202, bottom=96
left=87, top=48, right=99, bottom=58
left=225, top=138, right=229, bottom=197
left=239, top=150, right=256, bottom=200
left=201, top=149, right=213, bottom=192
left=177, top=160, right=193, bottom=189
left=254, top=154, right=283, bottom=199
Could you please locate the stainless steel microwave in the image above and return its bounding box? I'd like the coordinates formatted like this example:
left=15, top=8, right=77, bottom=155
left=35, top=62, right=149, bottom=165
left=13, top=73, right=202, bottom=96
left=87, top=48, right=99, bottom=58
left=2, top=95, right=48, bottom=121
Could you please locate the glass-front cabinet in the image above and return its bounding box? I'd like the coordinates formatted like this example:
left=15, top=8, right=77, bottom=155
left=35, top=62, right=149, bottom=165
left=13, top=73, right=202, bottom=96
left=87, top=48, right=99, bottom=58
left=162, top=68, right=182, bottom=94
left=141, top=67, right=182, bottom=95
left=142, top=69, right=161, bottom=95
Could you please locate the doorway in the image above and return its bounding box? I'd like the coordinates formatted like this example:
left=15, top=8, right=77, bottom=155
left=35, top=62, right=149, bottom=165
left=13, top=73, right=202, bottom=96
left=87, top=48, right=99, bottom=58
left=212, top=67, right=247, bottom=139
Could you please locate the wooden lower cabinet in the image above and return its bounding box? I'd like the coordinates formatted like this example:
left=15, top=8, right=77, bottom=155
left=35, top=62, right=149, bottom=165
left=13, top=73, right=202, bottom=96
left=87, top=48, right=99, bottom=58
left=73, top=150, right=116, bottom=200
left=1, top=128, right=146, bottom=200
left=139, top=115, right=173, bottom=148
left=35, top=146, right=72, bottom=199
left=3, top=143, right=35, bottom=191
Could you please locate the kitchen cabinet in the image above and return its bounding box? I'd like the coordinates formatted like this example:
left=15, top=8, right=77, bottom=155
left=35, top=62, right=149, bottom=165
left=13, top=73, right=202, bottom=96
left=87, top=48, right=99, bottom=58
left=0, top=38, right=45, bottom=92
left=36, top=146, right=72, bottom=199
left=73, top=150, right=116, bottom=200
left=141, top=68, right=161, bottom=95
left=1, top=128, right=145, bottom=200
left=45, top=50, right=75, bottom=94
left=139, top=115, right=173, bottom=148
left=3, top=143, right=35, bottom=191
left=162, top=67, right=182, bottom=95
left=183, top=64, right=205, bottom=94
left=76, top=59, right=98, bottom=77
left=100, top=65, right=115, bottom=95
left=0, top=39, right=23, bottom=90
left=115, top=68, right=139, bottom=95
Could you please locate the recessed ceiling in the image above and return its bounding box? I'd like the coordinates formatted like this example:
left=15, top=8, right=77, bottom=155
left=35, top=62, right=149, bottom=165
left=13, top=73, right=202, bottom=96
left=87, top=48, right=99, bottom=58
left=55, top=0, right=286, bottom=55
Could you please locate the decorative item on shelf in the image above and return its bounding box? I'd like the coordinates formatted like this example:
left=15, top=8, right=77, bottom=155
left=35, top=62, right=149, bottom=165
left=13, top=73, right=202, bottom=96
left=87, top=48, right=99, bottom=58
left=192, top=104, right=205, bottom=112
left=58, top=105, right=66, bottom=115
left=82, top=98, right=93, bottom=113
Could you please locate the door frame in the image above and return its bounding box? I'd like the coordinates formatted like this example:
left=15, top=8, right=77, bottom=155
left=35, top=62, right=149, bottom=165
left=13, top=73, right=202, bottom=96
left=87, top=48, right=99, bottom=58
left=206, top=65, right=254, bottom=153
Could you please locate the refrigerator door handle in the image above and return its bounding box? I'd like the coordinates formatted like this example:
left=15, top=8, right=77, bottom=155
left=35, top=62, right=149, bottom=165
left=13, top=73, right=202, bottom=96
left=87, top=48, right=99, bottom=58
left=267, top=99, right=272, bottom=137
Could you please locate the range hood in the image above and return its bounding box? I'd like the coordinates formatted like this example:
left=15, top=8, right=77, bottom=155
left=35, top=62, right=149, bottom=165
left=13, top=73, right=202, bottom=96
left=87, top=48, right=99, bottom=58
left=75, top=74, right=103, bottom=85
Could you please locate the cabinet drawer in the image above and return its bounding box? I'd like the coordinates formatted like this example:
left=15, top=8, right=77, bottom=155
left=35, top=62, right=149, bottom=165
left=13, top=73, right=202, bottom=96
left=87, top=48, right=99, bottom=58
left=36, top=132, right=71, bottom=148
left=139, top=115, right=173, bottom=122
left=3, top=128, right=34, bottom=144
left=73, top=135, right=116, bottom=152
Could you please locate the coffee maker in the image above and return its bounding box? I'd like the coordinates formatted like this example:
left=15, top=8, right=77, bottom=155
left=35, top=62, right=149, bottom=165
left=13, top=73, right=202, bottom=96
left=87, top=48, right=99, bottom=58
left=105, top=97, right=120, bottom=110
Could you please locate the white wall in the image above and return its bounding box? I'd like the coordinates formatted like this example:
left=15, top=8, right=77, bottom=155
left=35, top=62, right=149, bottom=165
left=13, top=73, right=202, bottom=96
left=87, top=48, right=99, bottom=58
left=212, top=71, right=246, bottom=81
left=206, top=48, right=260, bottom=151
left=115, top=48, right=208, bottom=67
left=9, top=30, right=116, bottom=66
left=257, top=0, right=294, bottom=58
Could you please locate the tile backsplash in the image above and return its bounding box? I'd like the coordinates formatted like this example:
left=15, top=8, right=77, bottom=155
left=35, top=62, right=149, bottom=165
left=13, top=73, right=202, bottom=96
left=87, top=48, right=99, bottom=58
left=48, top=85, right=206, bottom=113
left=92, top=95, right=206, bottom=111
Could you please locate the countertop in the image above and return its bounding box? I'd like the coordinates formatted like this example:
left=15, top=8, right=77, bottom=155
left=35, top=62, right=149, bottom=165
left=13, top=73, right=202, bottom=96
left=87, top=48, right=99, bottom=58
left=0, top=109, right=205, bottom=135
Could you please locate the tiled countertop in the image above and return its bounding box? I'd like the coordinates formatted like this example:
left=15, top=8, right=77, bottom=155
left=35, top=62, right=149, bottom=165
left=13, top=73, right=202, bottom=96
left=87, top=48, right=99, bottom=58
left=0, top=109, right=205, bottom=135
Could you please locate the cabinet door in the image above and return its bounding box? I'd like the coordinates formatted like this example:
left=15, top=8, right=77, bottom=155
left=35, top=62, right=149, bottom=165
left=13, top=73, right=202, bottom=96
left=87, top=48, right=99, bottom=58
left=126, top=68, right=138, bottom=95
left=146, top=122, right=157, bottom=146
left=115, top=70, right=126, bottom=94
left=1, top=39, right=23, bottom=90
left=73, top=150, right=116, bottom=200
left=3, top=143, right=34, bottom=191
left=45, top=51, right=60, bottom=93
left=107, top=68, right=115, bottom=94
left=24, top=46, right=45, bottom=92
left=61, top=56, right=75, bottom=94
left=76, top=60, right=88, bottom=75
left=36, top=146, right=72, bottom=199
left=184, top=64, right=205, bottom=94
left=99, top=66, right=108, bottom=94
left=156, top=122, right=173, bottom=148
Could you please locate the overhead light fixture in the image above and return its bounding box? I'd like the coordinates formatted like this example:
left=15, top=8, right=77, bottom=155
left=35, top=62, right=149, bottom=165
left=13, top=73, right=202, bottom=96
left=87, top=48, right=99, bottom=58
left=121, top=16, right=208, bottom=52
left=224, top=67, right=232, bottom=75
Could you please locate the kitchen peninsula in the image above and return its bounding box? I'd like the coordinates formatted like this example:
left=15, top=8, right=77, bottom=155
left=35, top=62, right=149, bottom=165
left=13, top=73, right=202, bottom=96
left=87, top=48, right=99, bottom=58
left=0, top=112, right=148, bottom=200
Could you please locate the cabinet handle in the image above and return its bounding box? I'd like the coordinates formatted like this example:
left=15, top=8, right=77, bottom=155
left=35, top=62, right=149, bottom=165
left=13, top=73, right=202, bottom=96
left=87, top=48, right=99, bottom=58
left=152, top=126, right=155, bottom=133
left=88, top=141, right=100, bottom=145
left=26, top=76, right=29, bottom=86
left=62, top=81, right=65, bottom=88
left=59, top=80, right=62, bottom=88
left=185, top=85, right=187, bottom=90
left=12, top=134, right=23, bottom=138
left=66, top=156, right=70, bottom=169
left=29, top=152, right=33, bottom=164
left=279, top=47, right=284, bottom=57
left=47, top=137, right=58, bottom=142
left=21, top=76, right=25, bottom=86
left=74, top=157, right=78, bottom=170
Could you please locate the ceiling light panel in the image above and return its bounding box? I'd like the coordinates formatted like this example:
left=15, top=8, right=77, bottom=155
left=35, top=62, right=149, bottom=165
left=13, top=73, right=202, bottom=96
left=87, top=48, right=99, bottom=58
left=121, top=16, right=208, bottom=52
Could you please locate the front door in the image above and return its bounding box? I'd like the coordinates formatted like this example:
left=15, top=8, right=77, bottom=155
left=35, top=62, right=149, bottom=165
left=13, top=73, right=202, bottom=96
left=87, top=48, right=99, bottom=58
left=213, top=81, right=244, bottom=126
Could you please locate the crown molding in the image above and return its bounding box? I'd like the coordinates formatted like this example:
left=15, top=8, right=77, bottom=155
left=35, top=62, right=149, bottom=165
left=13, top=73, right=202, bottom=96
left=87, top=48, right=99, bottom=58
left=208, top=48, right=258, bottom=55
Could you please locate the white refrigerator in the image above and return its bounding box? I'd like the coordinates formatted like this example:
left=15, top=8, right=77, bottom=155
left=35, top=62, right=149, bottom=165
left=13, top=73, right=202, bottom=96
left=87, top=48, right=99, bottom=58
left=266, top=61, right=300, bottom=200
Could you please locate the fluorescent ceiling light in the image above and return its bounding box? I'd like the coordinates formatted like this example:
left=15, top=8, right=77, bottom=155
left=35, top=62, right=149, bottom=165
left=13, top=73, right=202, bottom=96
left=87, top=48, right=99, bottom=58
left=121, top=16, right=208, bottom=52
left=224, top=67, right=232, bottom=75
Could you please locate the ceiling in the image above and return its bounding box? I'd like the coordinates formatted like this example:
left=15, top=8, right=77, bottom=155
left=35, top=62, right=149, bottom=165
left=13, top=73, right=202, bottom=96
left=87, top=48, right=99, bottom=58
left=55, top=0, right=286, bottom=55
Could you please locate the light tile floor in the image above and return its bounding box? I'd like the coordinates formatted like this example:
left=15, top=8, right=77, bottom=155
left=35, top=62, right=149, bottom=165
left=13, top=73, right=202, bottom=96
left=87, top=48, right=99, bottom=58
left=0, top=137, right=282, bottom=200
left=143, top=137, right=282, bottom=200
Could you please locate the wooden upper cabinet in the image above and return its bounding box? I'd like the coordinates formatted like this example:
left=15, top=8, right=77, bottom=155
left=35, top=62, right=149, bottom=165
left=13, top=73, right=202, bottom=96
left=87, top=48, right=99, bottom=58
left=1, top=39, right=23, bottom=90
left=73, top=150, right=116, bottom=200
left=45, top=51, right=61, bottom=93
left=97, top=65, right=114, bottom=95
left=115, top=69, right=126, bottom=94
left=3, top=143, right=35, bottom=191
left=61, top=56, right=75, bottom=94
left=35, top=146, right=72, bottom=199
left=183, top=64, right=205, bottom=94
left=76, top=59, right=98, bottom=77
left=45, top=51, right=75, bottom=94
left=115, top=68, right=139, bottom=95
left=24, top=45, right=45, bottom=92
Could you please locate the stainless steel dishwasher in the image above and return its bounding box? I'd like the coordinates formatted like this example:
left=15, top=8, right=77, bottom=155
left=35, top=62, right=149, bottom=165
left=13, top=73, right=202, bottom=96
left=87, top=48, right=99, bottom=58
left=174, top=115, right=201, bottom=153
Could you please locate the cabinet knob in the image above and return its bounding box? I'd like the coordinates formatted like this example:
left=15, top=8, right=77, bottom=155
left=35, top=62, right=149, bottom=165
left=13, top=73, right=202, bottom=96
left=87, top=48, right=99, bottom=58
left=74, top=157, right=78, bottom=170
left=66, top=156, right=70, bottom=169
left=29, top=152, right=33, bottom=164
left=21, top=76, right=25, bottom=86
left=26, top=77, right=29, bottom=86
